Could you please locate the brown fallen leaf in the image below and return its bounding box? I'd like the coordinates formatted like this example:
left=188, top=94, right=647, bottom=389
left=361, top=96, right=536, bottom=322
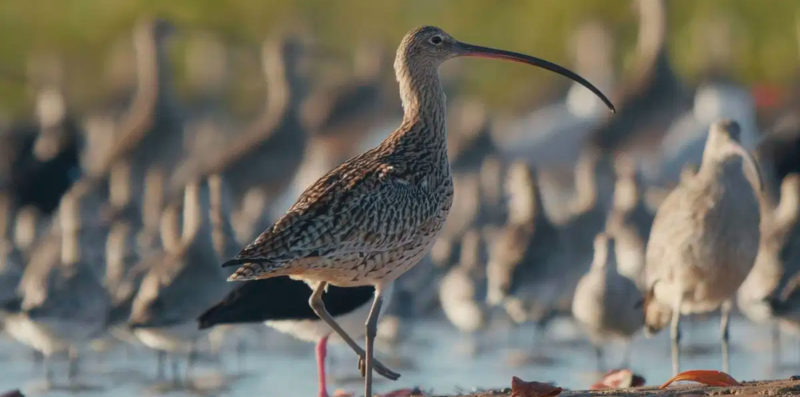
left=590, top=369, right=646, bottom=390
left=659, top=370, right=741, bottom=389
left=511, top=376, right=562, bottom=397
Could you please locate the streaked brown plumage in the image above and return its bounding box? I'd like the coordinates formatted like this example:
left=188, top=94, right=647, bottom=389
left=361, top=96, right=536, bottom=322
left=224, top=26, right=613, bottom=396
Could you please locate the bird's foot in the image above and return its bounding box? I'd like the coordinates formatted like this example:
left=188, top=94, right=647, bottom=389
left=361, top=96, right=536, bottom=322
left=378, top=388, right=421, bottom=397
left=333, top=388, right=420, bottom=397
left=358, top=355, right=400, bottom=381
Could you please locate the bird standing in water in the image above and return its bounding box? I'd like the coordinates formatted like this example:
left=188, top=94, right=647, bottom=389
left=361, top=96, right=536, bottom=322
left=224, top=26, right=614, bottom=396
left=643, top=120, right=761, bottom=375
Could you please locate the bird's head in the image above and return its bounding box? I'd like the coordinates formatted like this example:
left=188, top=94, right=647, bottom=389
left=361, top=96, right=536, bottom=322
left=703, top=119, right=763, bottom=191
left=641, top=280, right=671, bottom=336
left=395, top=26, right=615, bottom=112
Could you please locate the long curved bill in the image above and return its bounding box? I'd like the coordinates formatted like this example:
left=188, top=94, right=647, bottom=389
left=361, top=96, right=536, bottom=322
left=456, top=41, right=616, bottom=113
left=730, top=144, right=764, bottom=192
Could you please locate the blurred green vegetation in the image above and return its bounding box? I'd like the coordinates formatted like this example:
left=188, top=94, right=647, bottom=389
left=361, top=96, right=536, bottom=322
left=0, top=0, right=798, bottom=119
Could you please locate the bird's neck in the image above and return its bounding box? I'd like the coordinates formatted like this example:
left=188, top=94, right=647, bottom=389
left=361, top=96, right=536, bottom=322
left=393, top=63, right=447, bottom=149
left=135, top=33, right=175, bottom=114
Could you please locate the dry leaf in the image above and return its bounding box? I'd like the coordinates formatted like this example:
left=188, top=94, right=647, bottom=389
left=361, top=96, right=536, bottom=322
left=659, top=370, right=741, bottom=389
left=590, top=369, right=646, bottom=389
left=510, top=376, right=562, bottom=397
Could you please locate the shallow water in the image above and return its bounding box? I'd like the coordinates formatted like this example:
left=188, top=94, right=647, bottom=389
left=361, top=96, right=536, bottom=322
left=0, top=314, right=796, bottom=396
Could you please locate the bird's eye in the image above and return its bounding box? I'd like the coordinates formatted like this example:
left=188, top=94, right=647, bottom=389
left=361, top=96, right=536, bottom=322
left=429, top=35, right=443, bottom=45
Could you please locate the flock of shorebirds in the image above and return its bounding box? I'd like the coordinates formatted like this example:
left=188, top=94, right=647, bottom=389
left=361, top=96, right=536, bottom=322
left=2, top=1, right=800, bottom=397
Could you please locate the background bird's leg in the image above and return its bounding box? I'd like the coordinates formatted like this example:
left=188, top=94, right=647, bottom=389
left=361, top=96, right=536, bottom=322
left=623, top=340, right=633, bottom=368
left=186, top=341, right=197, bottom=381
left=594, top=345, right=604, bottom=373
left=67, top=346, right=78, bottom=385
left=156, top=350, right=166, bottom=380
left=362, top=290, right=384, bottom=397
left=670, top=294, right=682, bottom=376
left=771, top=322, right=781, bottom=370
left=720, top=299, right=732, bottom=373
left=309, top=282, right=400, bottom=380
left=43, top=355, right=53, bottom=387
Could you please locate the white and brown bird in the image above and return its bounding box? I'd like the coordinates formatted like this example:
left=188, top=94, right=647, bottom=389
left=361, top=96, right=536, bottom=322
left=604, top=158, right=653, bottom=289
left=738, top=174, right=800, bottom=324
left=643, top=120, right=762, bottom=375
left=128, top=178, right=231, bottom=381
left=572, top=233, right=643, bottom=371
left=222, top=26, right=613, bottom=396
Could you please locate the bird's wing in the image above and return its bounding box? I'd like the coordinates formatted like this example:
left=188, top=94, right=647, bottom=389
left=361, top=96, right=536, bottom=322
left=227, top=150, right=439, bottom=265
left=644, top=183, right=706, bottom=286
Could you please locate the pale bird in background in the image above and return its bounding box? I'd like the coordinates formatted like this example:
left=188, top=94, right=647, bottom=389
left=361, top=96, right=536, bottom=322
left=643, top=120, right=762, bottom=375
left=572, top=233, right=643, bottom=371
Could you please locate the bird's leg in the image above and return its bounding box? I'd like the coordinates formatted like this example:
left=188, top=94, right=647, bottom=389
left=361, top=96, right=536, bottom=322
left=362, top=291, right=384, bottom=397
left=622, top=340, right=633, bottom=368
left=720, top=300, right=731, bottom=373
left=171, top=354, right=181, bottom=387
left=156, top=350, right=166, bottom=380
left=186, top=342, right=197, bottom=382
left=236, top=338, right=246, bottom=373
left=594, top=345, right=604, bottom=373
left=670, top=295, right=682, bottom=376
left=42, top=354, right=53, bottom=388
left=316, top=335, right=330, bottom=397
left=67, top=346, right=78, bottom=385
left=309, top=282, right=400, bottom=381
left=771, top=322, right=781, bottom=370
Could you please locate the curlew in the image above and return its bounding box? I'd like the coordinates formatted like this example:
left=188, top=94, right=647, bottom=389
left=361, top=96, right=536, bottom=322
left=643, top=120, right=762, bottom=375
left=174, top=36, right=308, bottom=243
left=294, top=41, right=389, bottom=193
left=738, top=174, right=800, bottom=363
left=572, top=233, right=643, bottom=371
left=588, top=0, right=687, bottom=155
left=486, top=161, right=563, bottom=327
left=439, top=229, right=487, bottom=334
left=198, top=279, right=381, bottom=397
left=4, top=190, right=110, bottom=385
left=0, top=195, right=24, bottom=308
left=128, top=177, right=231, bottom=381
left=604, top=157, right=653, bottom=289
left=223, top=26, right=613, bottom=396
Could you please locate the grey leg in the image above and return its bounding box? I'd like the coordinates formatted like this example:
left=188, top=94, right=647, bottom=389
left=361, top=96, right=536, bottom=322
left=236, top=338, right=246, bottom=373
left=594, top=345, right=604, bottom=373
left=363, top=292, right=383, bottom=397
left=309, top=282, right=400, bottom=381
left=67, top=346, right=78, bottom=385
left=157, top=350, right=166, bottom=380
left=186, top=343, right=197, bottom=382
left=670, top=296, right=682, bottom=376
left=171, top=355, right=180, bottom=387
left=771, top=322, right=780, bottom=370
left=43, top=355, right=53, bottom=387
left=720, top=300, right=731, bottom=373
left=623, top=340, right=633, bottom=368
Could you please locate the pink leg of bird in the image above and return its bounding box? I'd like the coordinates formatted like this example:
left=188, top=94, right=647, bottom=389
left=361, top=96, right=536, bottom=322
left=316, top=335, right=330, bottom=397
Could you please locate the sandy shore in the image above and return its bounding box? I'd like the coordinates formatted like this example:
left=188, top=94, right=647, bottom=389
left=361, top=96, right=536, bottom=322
left=428, top=377, right=800, bottom=396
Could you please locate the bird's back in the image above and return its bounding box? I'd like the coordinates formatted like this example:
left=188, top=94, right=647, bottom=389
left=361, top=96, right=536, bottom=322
left=227, top=135, right=453, bottom=287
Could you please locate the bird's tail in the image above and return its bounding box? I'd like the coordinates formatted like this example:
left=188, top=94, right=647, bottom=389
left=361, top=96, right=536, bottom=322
left=224, top=258, right=288, bottom=282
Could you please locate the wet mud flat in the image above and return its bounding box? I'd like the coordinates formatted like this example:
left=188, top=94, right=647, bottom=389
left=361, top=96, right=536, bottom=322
left=433, top=377, right=800, bottom=397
